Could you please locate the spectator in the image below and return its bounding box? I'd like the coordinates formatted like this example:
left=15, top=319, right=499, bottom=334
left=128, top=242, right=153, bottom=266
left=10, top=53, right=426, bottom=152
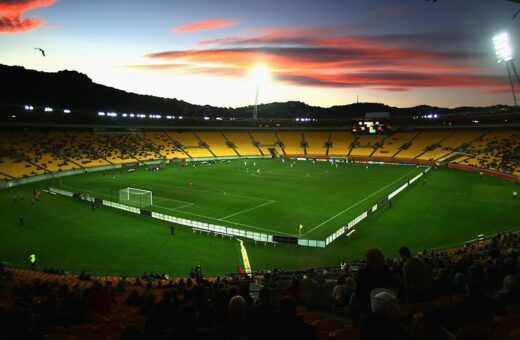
left=496, top=274, right=520, bottom=309
left=247, top=287, right=278, bottom=339
left=332, top=275, right=355, bottom=312
left=359, top=289, right=410, bottom=340
left=355, top=248, right=397, bottom=315
left=276, top=297, right=315, bottom=340
left=281, top=278, right=303, bottom=305
left=399, top=246, right=434, bottom=302
left=84, top=281, right=112, bottom=315
left=217, top=295, right=248, bottom=340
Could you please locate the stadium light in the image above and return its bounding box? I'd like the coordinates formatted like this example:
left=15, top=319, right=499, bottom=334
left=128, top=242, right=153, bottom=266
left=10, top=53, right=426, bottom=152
left=63, top=109, right=71, bottom=113
left=493, top=32, right=520, bottom=105
left=98, top=112, right=105, bottom=116
left=24, top=105, right=34, bottom=110
left=493, top=32, right=513, bottom=63
left=44, top=107, right=53, bottom=112
left=250, top=63, right=271, bottom=120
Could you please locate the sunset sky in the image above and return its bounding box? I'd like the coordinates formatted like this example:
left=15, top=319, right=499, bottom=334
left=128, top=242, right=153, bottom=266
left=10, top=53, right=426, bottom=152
left=1, top=0, right=520, bottom=108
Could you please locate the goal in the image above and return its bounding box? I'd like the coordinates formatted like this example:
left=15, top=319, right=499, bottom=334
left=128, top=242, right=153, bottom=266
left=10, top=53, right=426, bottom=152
left=119, top=187, right=153, bottom=207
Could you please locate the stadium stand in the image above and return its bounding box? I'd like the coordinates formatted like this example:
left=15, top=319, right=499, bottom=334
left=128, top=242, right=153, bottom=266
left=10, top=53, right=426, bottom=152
left=394, top=131, right=452, bottom=159
left=349, top=135, right=386, bottom=157
left=328, top=131, right=355, bottom=156
left=1, top=231, right=519, bottom=339
left=249, top=131, right=284, bottom=156
left=371, top=132, right=418, bottom=158
left=277, top=131, right=304, bottom=155
left=142, top=131, right=187, bottom=160
left=418, top=130, right=483, bottom=162
left=196, top=132, right=237, bottom=157
left=303, top=131, right=330, bottom=156
left=222, top=132, right=262, bottom=156
left=457, top=130, right=520, bottom=175
left=166, top=131, right=214, bottom=158
left=0, top=129, right=519, bottom=179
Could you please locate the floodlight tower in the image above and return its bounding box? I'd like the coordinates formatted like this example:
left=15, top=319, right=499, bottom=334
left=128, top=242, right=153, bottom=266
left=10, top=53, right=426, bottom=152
left=253, top=84, right=259, bottom=120
left=250, top=64, right=270, bottom=119
left=493, top=32, right=520, bottom=106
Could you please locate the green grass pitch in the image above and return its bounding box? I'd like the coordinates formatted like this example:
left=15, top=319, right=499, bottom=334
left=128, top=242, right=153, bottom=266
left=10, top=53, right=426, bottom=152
left=0, top=159, right=519, bottom=277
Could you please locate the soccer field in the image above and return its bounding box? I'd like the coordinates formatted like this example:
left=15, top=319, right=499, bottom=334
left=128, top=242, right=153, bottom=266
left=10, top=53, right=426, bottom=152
left=0, top=160, right=519, bottom=276
left=54, top=159, right=422, bottom=239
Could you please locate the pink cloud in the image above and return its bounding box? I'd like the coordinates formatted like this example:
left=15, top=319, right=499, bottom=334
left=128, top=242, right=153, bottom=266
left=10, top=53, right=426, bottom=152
left=0, top=0, right=56, bottom=34
left=137, top=23, right=508, bottom=93
left=173, top=18, right=238, bottom=33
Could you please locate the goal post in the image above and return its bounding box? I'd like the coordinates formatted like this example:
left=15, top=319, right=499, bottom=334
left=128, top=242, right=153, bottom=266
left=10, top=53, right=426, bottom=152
left=119, top=187, right=153, bottom=208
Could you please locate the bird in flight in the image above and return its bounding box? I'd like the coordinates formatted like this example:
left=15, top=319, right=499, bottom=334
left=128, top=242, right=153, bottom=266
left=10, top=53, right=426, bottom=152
left=34, top=48, right=46, bottom=57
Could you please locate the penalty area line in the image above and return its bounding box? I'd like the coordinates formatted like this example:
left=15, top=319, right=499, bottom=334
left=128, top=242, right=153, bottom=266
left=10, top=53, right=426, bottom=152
left=219, top=200, right=276, bottom=220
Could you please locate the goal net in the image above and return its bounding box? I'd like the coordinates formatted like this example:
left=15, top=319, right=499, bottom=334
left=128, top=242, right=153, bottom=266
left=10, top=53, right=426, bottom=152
left=119, top=187, right=153, bottom=207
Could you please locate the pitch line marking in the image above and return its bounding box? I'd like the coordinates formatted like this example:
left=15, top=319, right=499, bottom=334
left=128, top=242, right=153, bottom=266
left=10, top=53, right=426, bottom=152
left=155, top=202, right=194, bottom=210
left=153, top=182, right=273, bottom=202
left=219, top=200, right=276, bottom=220
left=62, top=184, right=290, bottom=236
left=302, top=168, right=420, bottom=237
left=156, top=205, right=295, bottom=236
left=62, top=185, right=195, bottom=208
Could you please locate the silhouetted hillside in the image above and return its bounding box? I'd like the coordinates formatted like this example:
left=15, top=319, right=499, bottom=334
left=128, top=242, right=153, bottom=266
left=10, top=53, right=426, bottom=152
left=0, top=64, right=511, bottom=119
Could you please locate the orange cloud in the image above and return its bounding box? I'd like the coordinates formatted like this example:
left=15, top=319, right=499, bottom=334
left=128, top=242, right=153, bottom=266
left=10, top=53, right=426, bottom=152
left=173, top=18, right=238, bottom=33
left=138, top=25, right=509, bottom=93
left=0, top=0, right=56, bottom=33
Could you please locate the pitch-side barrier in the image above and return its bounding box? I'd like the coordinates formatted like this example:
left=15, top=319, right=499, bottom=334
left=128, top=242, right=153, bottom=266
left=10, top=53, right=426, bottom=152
left=47, top=187, right=325, bottom=248
left=47, top=166, right=428, bottom=248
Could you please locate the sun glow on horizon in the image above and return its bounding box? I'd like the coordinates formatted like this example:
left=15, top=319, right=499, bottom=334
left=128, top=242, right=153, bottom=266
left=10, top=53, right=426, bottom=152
left=250, top=63, right=271, bottom=85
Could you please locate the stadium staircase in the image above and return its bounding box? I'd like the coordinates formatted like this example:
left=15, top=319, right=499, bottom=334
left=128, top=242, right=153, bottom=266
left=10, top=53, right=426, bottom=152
left=164, top=132, right=193, bottom=158
left=220, top=131, right=241, bottom=157
left=391, top=131, right=421, bottom=158
left=193, top=132, right=217, bottom=157
left=414, top=131, right=455, bottom=160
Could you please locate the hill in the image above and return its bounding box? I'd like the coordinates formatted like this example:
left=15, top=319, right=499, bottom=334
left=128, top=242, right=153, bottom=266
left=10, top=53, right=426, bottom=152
left=0, top=64, right=511, bottom=119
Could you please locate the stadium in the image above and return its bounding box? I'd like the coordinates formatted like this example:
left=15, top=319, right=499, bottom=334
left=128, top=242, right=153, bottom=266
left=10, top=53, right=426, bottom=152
left=1, top=1, right=520, bottom=339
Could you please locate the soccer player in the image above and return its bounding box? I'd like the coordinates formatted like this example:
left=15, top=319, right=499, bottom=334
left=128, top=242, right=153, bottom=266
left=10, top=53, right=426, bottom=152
left=422, top=179, right=426, bottom=186
left=28, top=253, right=36, bottom=270
left=189, top=181, right=193, bottom=189
left=19, top=216, right=24, bottom=227
left=514, top=191, right=518, bottom=200
left=171, top=224, right=175, bottom=236
left=91, top=201, right=96, bottom=212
